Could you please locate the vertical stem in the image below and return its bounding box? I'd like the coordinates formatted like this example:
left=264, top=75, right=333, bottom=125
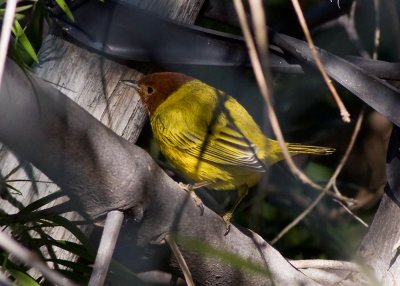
left=89, top=210, right=124, bottom=286
left=0, top=0, right=17, bottom=89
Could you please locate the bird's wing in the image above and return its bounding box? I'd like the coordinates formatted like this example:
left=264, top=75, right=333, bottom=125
left=189, top=121, right=266, bottom=171
left=153, top=108, right=266, bottom=172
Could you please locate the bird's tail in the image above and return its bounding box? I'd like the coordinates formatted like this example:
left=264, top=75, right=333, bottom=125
left=287, top=143, right=335, bottom=156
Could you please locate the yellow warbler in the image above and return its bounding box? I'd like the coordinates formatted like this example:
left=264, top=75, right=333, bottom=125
left=123, top=72, right=334, bottom=229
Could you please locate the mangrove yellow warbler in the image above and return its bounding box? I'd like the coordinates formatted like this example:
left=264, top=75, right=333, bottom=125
left=123, top=73, right=334, bottom=230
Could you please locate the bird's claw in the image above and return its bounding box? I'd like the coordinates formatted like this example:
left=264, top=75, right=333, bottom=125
left=178, top=182, right=204, bottom=215
left=222, top=212, right=232, bottom=235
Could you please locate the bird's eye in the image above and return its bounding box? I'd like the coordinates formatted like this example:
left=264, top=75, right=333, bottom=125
left=147, top=86, right=155, bottom=94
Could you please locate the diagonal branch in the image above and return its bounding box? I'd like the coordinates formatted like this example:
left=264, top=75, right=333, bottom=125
left=0, top=230, right=78, bottom=286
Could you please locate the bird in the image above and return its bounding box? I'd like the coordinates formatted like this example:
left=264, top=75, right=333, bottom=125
left=122, top=72, right=334, bottom=232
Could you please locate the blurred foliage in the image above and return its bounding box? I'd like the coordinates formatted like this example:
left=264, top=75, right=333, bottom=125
left=0, top=0, right=73, bottom=68
left=0, top=184, right=145, bottom=284
left=0, top=188, right=92, bottom=284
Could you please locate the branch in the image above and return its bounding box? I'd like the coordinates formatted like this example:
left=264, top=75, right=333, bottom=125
left=290, top=259, right=361, bottom=272
left=89, top=210, right=124, bottom=286
left=0, top=0, right=17, bottom=88
left=0, top=231, right=78, bottom=286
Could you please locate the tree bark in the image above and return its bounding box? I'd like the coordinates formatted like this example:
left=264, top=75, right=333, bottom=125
left=349, top=126, right=400, bottom=284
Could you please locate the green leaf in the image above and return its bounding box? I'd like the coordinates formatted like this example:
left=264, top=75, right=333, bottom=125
left=41, top=215, right=94, bottom=252
left=8, top=43, right=31, bottom=69
left=34, top=228, right=63, bottom=270
left=31, top=239, right=95, bottom=261
left=25, top=0, right=48, bottom=51
left=0, top=184, right=24, bottom=211
left=15, top=4, right=33, bottom=13
left=12, top=20, right=39, bottom=63
left=14, top=13, right=26, bottom=21
left=5, top=5, right=32, bottom=19
left=2, top=182, right=22, bottom=196
left=55, top=240, right=93, bottom=260
left=54, top=0, right=74, bottom=21
left=8, top=269, right=41, bottom=286
left=18, top=191, right=64, bottom=214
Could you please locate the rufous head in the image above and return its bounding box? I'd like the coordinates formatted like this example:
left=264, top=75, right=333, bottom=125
left=122, top=72, right=193, bottom=115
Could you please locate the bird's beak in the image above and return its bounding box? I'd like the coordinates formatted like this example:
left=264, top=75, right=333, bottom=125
left=120, top=79, right=140, bottom=92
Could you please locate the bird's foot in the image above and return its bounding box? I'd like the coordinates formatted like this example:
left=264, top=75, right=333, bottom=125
left=222, top=212, right=232, bottom=235
left=178, top=182, right=204, bottom=215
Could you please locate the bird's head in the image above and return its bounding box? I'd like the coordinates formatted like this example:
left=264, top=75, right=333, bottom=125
left=121, top=72, right=193, bottom=115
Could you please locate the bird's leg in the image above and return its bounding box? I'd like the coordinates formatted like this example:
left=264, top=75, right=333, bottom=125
left=222, top=186, right=249, bottom=234
left=178, top=182, right=212, bottom=215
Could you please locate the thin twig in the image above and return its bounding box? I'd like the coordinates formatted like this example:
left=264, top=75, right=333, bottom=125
left=0, top=231, right=78, bottom=286
left=4, top=179, right=54, bottom=184
left=0, top=0, right=17, bottom=90
left=272, top=108, right=365, bottom=244
left=237, top=0, right=364, bottom=243
left=4, top=163, right=22, bottom=180
left=333, top=185, right=368, bottom=228
left=233, top=0, right=307, bottom=191
left=233, top=0, right=352, bottom=204
left=327, top=108, right=364, bottom=191
left=165, top=234, right=195, bottom=286
left=248, top=0, right=268, bottom=62
left=329, top=0, right=341, bottom=9
left=88, top=210, right=124, bottom=286
left=290, top=259, right=361, bottom=272
left=291, top=0, right=350, bottom=123
left=372, top=0, right=381, bottom=60
left=338, top=0, right=380, bottom=227
left=339, top=2, right=370, bottom=58
left=271, top=190, right=326, bottom=245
